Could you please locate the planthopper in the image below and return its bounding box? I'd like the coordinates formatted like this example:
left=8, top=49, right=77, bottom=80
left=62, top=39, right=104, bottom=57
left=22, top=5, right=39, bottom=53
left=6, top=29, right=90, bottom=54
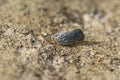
left=53, top=29, right=84, bottom=45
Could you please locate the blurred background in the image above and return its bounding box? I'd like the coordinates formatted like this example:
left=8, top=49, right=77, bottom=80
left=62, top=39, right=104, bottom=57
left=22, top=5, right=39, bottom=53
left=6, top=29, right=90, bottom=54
left=0, top=0, right=120, bottom=80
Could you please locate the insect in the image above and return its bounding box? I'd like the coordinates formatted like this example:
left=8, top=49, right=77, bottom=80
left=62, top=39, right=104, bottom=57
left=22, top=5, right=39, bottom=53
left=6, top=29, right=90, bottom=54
left=53, top=29, right=84, bottom=45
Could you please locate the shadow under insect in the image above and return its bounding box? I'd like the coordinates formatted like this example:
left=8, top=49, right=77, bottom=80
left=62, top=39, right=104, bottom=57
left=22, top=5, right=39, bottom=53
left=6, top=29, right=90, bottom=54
left=81, top=41, right=101, bottom=46
left=67, top=41, right=101, bottom=47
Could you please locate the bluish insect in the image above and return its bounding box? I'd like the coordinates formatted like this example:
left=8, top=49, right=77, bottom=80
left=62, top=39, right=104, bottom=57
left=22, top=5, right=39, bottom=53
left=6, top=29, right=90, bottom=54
left=54, top=29, right=84, bottom=45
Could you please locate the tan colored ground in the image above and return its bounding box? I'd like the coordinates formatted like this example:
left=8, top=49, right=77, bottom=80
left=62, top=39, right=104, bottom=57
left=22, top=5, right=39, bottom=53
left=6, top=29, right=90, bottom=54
left=0, top=0, right=120, bottom=80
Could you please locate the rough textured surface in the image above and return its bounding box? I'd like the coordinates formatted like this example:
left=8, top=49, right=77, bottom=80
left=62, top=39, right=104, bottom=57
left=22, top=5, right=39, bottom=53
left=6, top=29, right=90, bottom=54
left=0, top=0, right=120, bottom=80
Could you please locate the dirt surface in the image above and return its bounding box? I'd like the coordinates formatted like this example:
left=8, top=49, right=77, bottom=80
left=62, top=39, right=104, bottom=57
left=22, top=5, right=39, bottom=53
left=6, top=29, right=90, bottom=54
left=0, top=0, right=120, bottom=80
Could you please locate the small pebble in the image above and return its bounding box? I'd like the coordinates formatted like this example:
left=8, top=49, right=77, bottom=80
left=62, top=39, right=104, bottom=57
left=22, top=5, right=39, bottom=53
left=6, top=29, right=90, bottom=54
left=54, top=29, right=84, bottom=45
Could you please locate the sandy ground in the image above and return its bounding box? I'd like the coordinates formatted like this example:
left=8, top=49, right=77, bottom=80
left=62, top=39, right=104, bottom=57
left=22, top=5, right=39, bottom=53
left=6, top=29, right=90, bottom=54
left=0, top=0, right=120, bottom=80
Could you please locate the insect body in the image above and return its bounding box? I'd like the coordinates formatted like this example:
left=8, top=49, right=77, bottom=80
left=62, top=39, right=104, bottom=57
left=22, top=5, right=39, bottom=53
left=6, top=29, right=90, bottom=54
left=54, top=29, right=84, bottom=45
